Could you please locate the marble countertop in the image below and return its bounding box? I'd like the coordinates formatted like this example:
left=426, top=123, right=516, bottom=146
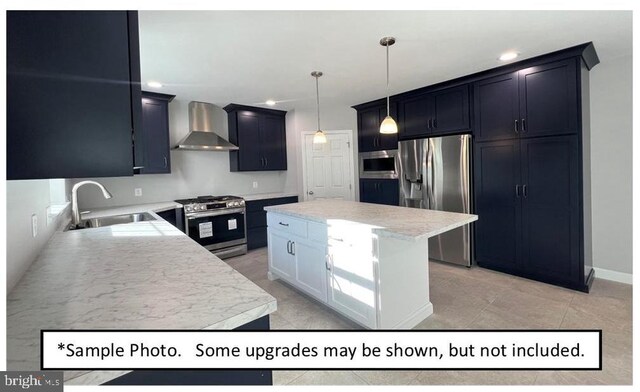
left=240, top=192, right=299, bottom=201
left=7, top=203, right=276, bottom=385
left=265, top=200, right=478, bottom=241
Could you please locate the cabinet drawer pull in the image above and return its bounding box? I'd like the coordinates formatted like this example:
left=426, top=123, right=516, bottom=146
left=279, top=222, right=289, bottom=227
left=521, top=118, right=526, bottom=132
left=514, top=119, right=519, bottom=133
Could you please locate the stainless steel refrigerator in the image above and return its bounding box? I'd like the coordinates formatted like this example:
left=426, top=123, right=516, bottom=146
left=398, top=134, right=472, bottom=266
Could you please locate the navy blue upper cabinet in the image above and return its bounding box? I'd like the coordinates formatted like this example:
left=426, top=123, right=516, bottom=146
left=518, top=59, right=578, bottom=137
left=7, top=11, right=142, bottom=180
left=474, top=59, right=578, bottom=142
left=397, top=85, right=470, bottom=140
left=138, top=92, right=175, bottom=175
left=431, top=85, right=470, bottom=134
left=225, top=104, right=287, bottom=172
left=473, top=72, right=519, bottom=141
left=357, top=103, right=398, bottom=152
left=398, top=94, right=431, bottom=139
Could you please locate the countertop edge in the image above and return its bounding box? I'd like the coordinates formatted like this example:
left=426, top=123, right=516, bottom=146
left=64, top=300, right=278, bottom=385
left=264, top=205, right=478, bottom=241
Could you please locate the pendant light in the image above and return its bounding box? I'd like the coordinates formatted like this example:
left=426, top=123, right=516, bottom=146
left=311, top=71, right=327, bottom=144
left=379, top=36, right=398, bottom=134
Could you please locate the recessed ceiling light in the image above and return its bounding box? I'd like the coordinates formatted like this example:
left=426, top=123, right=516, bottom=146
left=498, top=51, right=519, bottom=61
left=265, top=100, right=276, bottom=106
left=147, top=81, right=163, bottom=88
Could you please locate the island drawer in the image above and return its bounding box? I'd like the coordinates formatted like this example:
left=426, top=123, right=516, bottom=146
left=267, top=213, right=308, bottom=238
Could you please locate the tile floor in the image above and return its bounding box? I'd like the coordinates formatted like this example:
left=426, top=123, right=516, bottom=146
left=226, top=248, right=633, bottom=385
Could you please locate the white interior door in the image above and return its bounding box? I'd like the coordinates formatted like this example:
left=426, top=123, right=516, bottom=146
left=303, top=131, right=354, bottom=201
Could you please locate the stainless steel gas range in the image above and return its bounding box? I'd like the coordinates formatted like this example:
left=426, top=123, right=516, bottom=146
left=175, top=195, right=247, bottom=259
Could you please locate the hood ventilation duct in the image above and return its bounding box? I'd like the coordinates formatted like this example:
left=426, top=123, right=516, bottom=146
left=173, top=101, right=239, bottom=151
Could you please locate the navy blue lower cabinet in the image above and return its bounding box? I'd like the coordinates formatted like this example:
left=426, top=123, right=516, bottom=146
left=359, top=179, right=399, bottom=206
left=246, top=196, right=298, bottom=249
left=474, top=135, right=591, bottom=292
left=103, top=315, right=271, bottom=386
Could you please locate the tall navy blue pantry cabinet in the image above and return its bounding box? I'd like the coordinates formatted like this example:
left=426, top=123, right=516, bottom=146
left=473, top=47, right=598, bottom=292
left=7, top=11, right=143, bottom=180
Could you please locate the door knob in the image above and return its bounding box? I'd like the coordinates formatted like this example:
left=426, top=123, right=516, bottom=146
left=308, top=191, right=314, bottom=195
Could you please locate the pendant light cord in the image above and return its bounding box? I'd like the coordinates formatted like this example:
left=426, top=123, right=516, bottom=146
left=386, top=43, right=390, bottom=117
left=316, top=75, right=321, bottom=131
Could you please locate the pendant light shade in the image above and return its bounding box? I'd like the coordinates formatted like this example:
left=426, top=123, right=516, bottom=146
left=379, top=36, right=398, bottom=134
left=313, top=130, right=327, bottom=144
left=311, top=71, right=327, bottom=144
left=380, top=115, right=398, bottom=134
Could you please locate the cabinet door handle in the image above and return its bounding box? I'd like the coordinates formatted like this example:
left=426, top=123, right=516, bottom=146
left=286, top=240, right=291, bottom=254
left=163, top=156, right=168, bottom=168
left=279, top=222, right=289, bottom=227
left=515, top=185, right=521, bottom=198
left=521, top=118, right=526, bottom=132
left=325, top=254, right=332, bottom=271
left=433, top=118, right=437, bottom=128
left=514, top=119, right=519, bottom=134
left=523, top=185, right=528, bottom=198
left=427, top=118, right=432, bottom=129
left=290, top=241, right=295, bottom=256
left=265, top=157, right=268, bottom=167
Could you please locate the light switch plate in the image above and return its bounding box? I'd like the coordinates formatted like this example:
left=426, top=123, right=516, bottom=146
left=31, top=214, right=38, bottom=238
left=134, top=188, right=142, bottom=197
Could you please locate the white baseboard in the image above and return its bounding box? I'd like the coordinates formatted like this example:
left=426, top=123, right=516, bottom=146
left=593, top=267, right=633, bottom=285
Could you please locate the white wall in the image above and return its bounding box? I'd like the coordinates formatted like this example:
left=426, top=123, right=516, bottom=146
left=589, top=53, right=632, bottom=276
left=6, top=180, right=70, bottom=293
left=71, top=100, right=299, bottom=208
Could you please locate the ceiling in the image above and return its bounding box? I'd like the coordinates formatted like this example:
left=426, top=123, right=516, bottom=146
left=139, top=10, right=632, bottom=111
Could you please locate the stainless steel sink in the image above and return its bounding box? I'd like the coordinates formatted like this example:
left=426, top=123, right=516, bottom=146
left=69, top=212, right=157, bottom=230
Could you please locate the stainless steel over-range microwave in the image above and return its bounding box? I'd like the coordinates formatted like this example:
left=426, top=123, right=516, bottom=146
left=359, top=150, right=398, bottom=179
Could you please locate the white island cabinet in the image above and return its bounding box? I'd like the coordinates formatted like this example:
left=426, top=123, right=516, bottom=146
left=265, top=200, right=478, bottom=329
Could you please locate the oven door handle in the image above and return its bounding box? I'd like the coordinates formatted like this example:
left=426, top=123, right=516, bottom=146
left=186, top=208, right=246, bottom=219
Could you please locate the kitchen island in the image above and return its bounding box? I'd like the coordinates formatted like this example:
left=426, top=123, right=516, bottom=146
left=6, top=202, right=277, bottom=385
left=265, top=200, right=477, bottom=329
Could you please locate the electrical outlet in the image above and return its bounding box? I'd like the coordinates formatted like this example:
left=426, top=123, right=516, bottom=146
left=134, top=188, right=142, bottom=197
left=31, top=214, right=38, bottom=238
left=252, top=181, right=258, bottom=189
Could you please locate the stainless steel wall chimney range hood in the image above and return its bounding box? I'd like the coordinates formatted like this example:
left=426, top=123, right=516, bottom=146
left=173, top=101, right=239, bottom=151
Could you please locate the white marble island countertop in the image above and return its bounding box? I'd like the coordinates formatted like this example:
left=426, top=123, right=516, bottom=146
left=265, top=200, right=478, bottom=241
left=7, top=203, right=276, bottom=385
